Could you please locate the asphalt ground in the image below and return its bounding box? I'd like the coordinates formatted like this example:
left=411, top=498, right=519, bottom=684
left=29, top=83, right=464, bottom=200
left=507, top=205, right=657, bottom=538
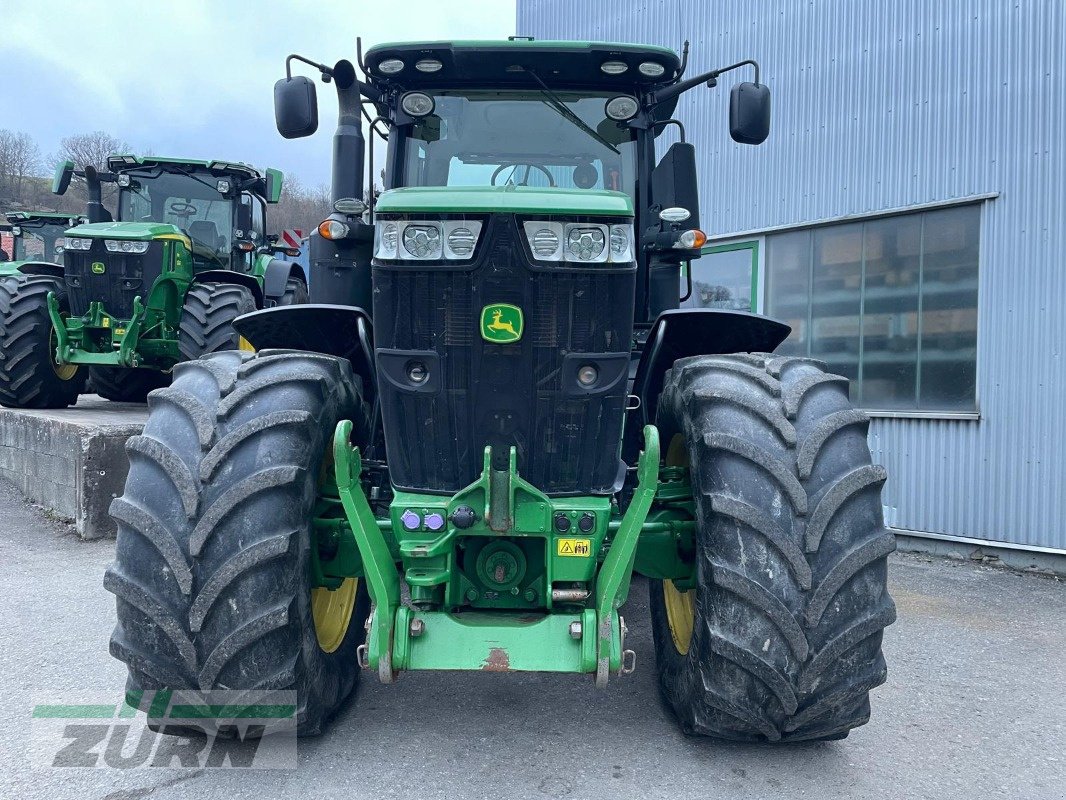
left=0, top=479, right=1062, bottom=800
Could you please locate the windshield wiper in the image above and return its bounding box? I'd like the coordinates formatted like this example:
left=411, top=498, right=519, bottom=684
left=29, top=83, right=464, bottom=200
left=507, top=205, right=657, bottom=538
left=522, top=67, right=620, bottom=155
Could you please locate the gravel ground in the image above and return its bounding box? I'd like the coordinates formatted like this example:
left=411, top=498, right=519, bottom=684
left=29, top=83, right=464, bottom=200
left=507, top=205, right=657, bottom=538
left=0, top=479, right=1062, bottom=800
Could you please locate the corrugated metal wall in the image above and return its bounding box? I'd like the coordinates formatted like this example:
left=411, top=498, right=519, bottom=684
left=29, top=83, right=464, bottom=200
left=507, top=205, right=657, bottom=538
left=518, top=0, right=1065, bottom=550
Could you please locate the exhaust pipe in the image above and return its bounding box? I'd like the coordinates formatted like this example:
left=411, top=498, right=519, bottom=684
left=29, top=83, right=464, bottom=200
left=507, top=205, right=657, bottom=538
left=330, top=60, right=365, bottom=206
left=83, top=165, right=107, bottom=224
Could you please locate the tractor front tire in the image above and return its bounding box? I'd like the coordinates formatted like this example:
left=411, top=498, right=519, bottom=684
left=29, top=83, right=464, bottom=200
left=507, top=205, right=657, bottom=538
left=178, top=282, right=257, bottom=361
left=278, top=277, right=308, bottom=306
left=649, top=353, right=896, bottom=742
left=105, top=349, right=371, bottom=736
left=0, top=275, right=85, bottom=409
left=89, top=367, right=169, bottom=403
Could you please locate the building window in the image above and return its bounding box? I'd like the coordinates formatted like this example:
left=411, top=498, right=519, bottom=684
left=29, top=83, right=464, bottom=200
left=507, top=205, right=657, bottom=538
left=682, top=241, right=759, bottom=312
left=765, top=204, right=980, bottom=413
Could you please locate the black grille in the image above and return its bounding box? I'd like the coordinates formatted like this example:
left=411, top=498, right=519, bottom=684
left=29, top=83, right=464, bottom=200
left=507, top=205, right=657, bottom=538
left=374, top=214, right=635, bottom=496
left=63, top=240, right=163, bottom=318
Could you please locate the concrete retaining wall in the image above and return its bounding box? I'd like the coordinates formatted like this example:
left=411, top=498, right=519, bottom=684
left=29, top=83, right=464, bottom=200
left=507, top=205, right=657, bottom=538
left=0, top=397, right=146, bottom=539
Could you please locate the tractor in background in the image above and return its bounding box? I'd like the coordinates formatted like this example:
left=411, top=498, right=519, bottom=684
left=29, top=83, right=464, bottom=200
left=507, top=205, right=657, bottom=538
left=106, top=39, right=895, bottom=743
left=0, top=211, right=89, bottom=406
left=0, top=156, right=308, bottom=407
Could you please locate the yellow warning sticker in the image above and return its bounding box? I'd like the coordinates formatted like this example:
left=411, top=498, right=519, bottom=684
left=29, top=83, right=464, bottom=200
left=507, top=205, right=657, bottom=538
left=556, top=538, right=591, bottom=557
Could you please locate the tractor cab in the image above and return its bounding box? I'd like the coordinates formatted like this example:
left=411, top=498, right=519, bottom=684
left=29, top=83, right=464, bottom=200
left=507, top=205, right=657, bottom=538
left=109, top=156, right=284, bottom=270
left=56, top=155, right=284, bottom=273
left=0, top=211, right=85, bottom=269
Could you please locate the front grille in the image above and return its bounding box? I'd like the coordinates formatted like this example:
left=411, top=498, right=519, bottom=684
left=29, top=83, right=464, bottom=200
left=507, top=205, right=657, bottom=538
left=374, top=214, right=635, bottom=496
left=64, top=240, right=163, bottom=318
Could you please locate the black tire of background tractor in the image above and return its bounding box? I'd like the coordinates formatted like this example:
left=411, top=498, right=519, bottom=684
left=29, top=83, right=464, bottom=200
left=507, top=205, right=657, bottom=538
left=177, top=282, right=257, bottom=362
left=0, top=275, right=85, bottom=409
left=89, top=367, right=169, bottom=403
left=105, top=349, right=372, bottom=736
left=277, top=277, right=308, bottom=306
left=649, top=353, right=896, bottom=742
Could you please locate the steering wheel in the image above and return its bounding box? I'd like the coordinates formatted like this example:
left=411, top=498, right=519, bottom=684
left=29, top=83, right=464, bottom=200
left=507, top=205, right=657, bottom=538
left=490, top=163, right=556, bottom=187
left=168, top=201, right=198, bottom=217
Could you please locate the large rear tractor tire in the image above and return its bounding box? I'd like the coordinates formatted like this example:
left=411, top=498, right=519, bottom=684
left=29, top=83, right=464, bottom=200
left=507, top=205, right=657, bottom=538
left=649, top=353, right=896, bottom=742
left=178, top=282, right=257, bottom=360
left=0, top=275, right=85, bottom=409
left=89, top=367, right=169, bottom=403
left=105, top=350, right=371, bottom=736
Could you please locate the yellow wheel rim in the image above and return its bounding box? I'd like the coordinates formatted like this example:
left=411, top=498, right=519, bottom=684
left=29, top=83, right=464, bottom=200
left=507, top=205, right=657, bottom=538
left=49, top=322, right=78, bottom=381
left=311, top=578, right=358, bottom=654
left=663, top=579, right=695, bottom=655
left=663, top=433, right=695, bottom=654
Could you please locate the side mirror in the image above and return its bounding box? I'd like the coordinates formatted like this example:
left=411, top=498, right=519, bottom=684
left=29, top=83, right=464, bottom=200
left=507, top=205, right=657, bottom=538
left=53, top=160, right=75, bottom=195
left=274, top=76, right=319, bottom=139
left=264, top=168, right=283, bottom=203
left=729, top=82, right=771, bottom=145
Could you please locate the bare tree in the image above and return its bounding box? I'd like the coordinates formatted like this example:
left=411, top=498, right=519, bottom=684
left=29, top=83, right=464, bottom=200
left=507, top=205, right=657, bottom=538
left=54, top=131, right=131, bottom=210
left=56, top=131, right=131, bottom=173
left=269, top=176, right=332, bottom=237
left=0, top=129, right=42, bottom=203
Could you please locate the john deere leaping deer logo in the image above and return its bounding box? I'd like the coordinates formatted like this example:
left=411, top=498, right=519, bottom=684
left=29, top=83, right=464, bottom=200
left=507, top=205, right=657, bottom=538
left=480, top=303, right=524, bottom=343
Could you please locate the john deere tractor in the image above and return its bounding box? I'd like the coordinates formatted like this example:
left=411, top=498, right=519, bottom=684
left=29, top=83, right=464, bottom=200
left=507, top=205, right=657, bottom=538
left=0, top=156, right=308, bottom=407
left=106, top=39, right=896, bottom=742
left=0, top=211, right=89, bottom=406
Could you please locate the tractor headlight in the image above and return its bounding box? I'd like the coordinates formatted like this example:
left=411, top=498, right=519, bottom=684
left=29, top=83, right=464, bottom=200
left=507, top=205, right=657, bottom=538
left=523, top=221, right=634, bottom=265
left=375, top=220, right=482, bottom=261
left=402, top=224, right=441, bottom=259
left=104, top=239, right=150, bottom=254
left=605, top=95, right=639, bottom=121
left=445, top=225, right=477, bottom=258
left=377, top=58, right=404, bottom=75
left=567, top=227, right=606, bottom=261
left=530, top=227, right=560, bottom=259
left=116, top=173, right=131, bottom=188
left=376, top=223, right=399, bottom=258
left=609, top=224, right=633, bottom=261
left=65, top=237, right=92, bottom=250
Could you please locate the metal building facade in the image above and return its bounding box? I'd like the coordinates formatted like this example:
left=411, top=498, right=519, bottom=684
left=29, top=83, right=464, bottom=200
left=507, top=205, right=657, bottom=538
left=517, top=0, right=1065, bottom=551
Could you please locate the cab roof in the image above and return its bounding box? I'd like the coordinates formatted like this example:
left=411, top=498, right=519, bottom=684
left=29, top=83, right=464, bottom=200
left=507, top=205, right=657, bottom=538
left=363, top=39, right=682, bottom=91
left=104, top=156, right=284, bottom=202
left=3, top=211, right=84, bottom=226
left=106, top=154, right=266, bottom=181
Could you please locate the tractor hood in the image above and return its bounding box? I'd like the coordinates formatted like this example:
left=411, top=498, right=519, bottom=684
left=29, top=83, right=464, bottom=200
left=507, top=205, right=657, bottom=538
left=375, top=186, right=634, bottom=217
left=66, top=221, right=190, bottom=242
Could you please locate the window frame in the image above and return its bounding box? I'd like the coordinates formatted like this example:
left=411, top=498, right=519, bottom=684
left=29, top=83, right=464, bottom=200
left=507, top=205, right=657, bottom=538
left=682, top=238, right=763, bottom=313
left=711, top=196, right=991, bottom=421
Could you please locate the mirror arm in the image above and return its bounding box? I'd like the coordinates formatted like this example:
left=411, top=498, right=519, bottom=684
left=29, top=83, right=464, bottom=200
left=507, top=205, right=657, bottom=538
left=650, top=58, right=762, bottom=107
left=652, top=119, right=687, bottom=143
left=285, top=53, right=335, bottom=83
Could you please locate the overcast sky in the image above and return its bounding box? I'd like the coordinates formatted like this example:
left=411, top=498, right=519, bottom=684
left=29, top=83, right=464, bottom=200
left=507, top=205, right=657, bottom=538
left=4, top=0, right=516, bottom=188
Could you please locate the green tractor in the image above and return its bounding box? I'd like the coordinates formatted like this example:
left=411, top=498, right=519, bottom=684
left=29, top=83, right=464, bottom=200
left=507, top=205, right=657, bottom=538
left=0, top=156, right=307, bottom=407
left=0, top=211, right=90, bottom=406
left=0, top=211, right=86, bottom=269
left=106, top=39, right=896, bottom=742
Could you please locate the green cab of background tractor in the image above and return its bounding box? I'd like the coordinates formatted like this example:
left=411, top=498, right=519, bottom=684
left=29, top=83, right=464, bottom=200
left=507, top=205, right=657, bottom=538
left=105, top=37, right=897, bottom=744
left=0, top=155, right=307, bottom=408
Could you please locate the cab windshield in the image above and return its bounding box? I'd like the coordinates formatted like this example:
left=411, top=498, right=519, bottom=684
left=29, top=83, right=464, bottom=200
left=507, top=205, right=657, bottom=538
left=13, top=223, right=68, bottom=263
left=400, top=90, right=638, bottom=195
left=118, top=170, right=234, bottom=261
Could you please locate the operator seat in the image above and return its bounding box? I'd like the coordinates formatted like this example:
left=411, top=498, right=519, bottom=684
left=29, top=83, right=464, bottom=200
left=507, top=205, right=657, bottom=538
left=188, top=220, right=222, bottom=252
